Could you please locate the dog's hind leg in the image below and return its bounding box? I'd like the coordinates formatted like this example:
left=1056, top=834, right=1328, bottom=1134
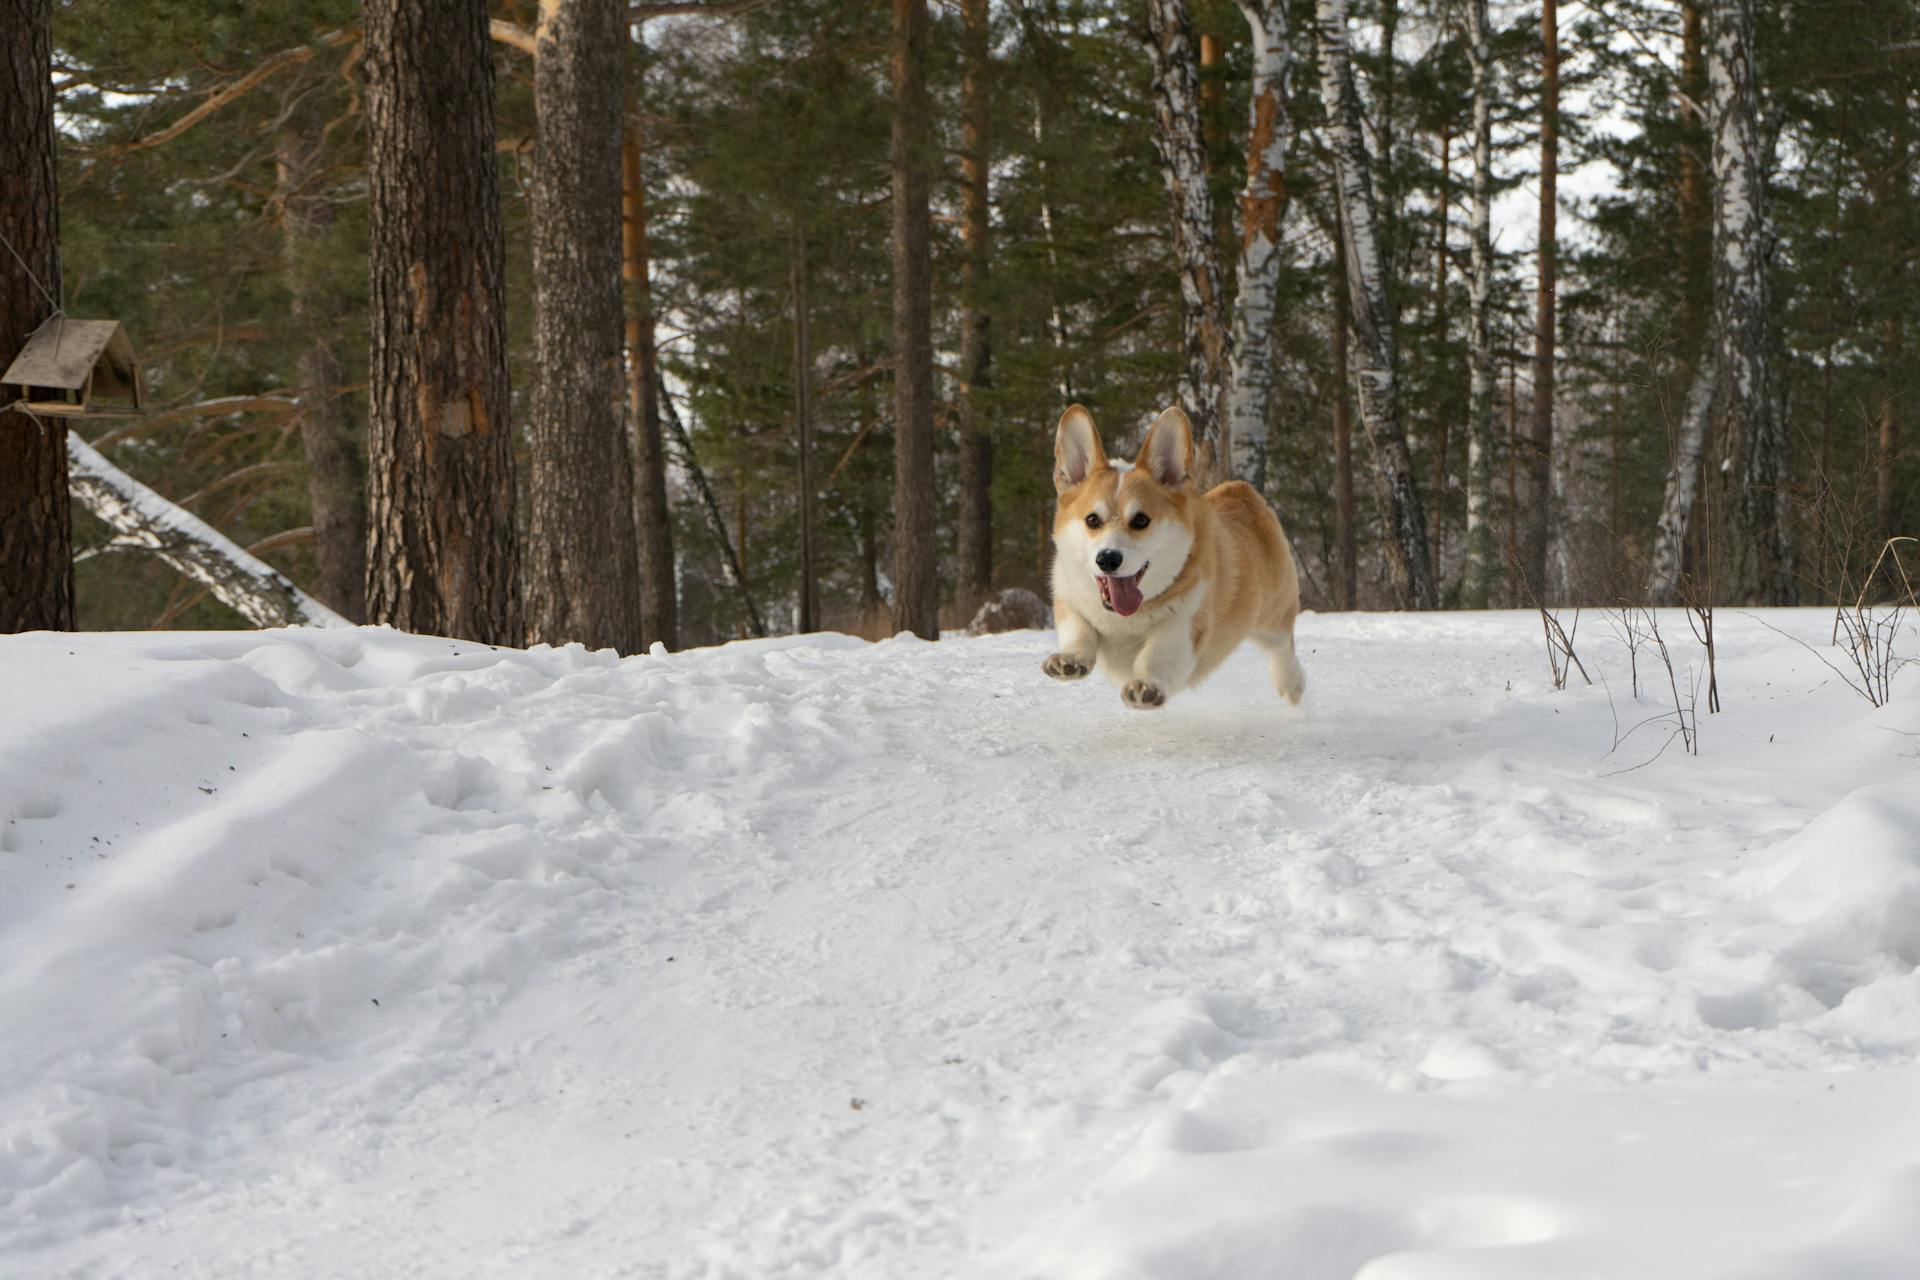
left=1256, top=623, right=1306, bottom=705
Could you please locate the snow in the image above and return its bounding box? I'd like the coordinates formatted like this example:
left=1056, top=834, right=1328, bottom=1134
left=2, top=611, right=1919, bottom=1278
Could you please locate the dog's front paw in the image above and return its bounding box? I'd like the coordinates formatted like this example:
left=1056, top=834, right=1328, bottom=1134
left=1043, top=653, right=1091, bottom=681
left=1122, top=679, right=1166, bottom=710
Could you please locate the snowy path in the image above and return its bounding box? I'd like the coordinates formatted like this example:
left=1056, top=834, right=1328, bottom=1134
left=3, top=613, right=1919, bottom=1278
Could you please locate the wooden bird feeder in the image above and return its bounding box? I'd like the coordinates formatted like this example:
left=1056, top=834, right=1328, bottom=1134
left=2, top=317, right=145, bottom=418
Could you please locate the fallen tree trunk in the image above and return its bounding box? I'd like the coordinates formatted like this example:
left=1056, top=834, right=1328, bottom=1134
left=67, top=435, right=349, bottom=629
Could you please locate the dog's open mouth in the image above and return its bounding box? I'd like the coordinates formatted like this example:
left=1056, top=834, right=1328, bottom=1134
left=1097, top=564, right=1149, bottom=617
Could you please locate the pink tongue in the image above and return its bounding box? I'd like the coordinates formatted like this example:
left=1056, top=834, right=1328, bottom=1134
left=1106, top=571, right=1144, bottom=616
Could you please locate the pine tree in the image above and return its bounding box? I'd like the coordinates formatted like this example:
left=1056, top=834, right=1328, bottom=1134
left=524, top=0, right=644, bottom=651
left=890, top=0, right=939, bottom=638
left=363, top=0, right=521, bottom=642
left=0, top=0, right=71, bottom=633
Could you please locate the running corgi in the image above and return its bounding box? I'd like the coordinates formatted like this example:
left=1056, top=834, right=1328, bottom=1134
left=1043, top=404, right=1304, bottom=710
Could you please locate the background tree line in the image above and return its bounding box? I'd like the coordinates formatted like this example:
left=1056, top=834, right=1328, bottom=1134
left=3, top=0, right=1915, bottom=646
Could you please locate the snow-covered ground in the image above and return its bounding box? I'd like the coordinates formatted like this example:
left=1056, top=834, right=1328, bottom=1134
left=2, top=611, right=1918, bottom=1279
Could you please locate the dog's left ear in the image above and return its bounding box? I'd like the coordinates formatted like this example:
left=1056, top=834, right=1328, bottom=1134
left=1136, top=406, right=1193, bottom=488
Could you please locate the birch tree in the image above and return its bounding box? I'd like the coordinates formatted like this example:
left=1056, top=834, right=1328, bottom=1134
left=1225, top=0, right=1291, bottom=492
left=1459, top=0, right=1499, bottom=608
left=67, top=437, right=348, bottom=629
left=0, top=0, right=72, bottom=633
left=1145, top=0, right=1232, bottom=487
left=363, top=0, right=521, bottom=643
left=525, top=0, right=644, bottom=651
left=1649, top=363, right=1717, bottom=597
left=1710, top=0, right=1792, bottom=602
left=1315, top=0, right=1437, bottom=609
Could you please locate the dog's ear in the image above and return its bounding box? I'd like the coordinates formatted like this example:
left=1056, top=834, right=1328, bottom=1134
left=1136, top=406, right=1193, bottom=488
left=1054, top=404, right=1106, bottom=493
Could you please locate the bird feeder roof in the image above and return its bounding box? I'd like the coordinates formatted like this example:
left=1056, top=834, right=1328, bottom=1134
left=2, top=317, right=144, bottom=416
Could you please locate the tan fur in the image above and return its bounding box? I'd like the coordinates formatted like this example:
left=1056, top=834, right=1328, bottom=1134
left=1044, top=404, right=1303, bottom=710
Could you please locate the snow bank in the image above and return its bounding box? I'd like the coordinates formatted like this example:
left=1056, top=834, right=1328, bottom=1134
left=1, top=612, right=1917, bottom=1277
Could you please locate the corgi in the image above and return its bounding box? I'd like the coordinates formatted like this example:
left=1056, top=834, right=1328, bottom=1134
left=1043, top=404, right=1304, bottom=711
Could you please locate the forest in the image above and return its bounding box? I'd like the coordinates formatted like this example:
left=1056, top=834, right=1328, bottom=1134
left=1, top=0, right=1916, bottom=648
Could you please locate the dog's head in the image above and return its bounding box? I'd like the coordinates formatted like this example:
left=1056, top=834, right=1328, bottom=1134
left=1052, top=404, right=1198, bottom=618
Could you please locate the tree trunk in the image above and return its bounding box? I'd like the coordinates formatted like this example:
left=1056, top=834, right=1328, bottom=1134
left=1879, top=315, right=1900, bottom=548
left=890, top=0, right=939, bottom=639
left=1314, top=0, right=1436, bottom=609
left=1520, top=0, right=1558, bottom=601
left=1460, top=0, right=1498, bottom=609
left=1226, top=0, right=1290, bottom=492
left=791, top=228, right=818, bottom=633
left=1711, top=0, right=1793, bottom=603
left=1651, top=361, right=1718, bottom=599
left=275, top=128, right=367, bottom=622
left=1146, top=0, right=1233, bottom=486
left=956, top=0, right=994, bottom=603
left=624, top=127, right=680, bottom=651
left=1332, top=245, right=1357, bottom=611
left=1430, top=122, right=1452, bottom=586
left=523, top=0, right=640, bottom=652
left=68, top=437, right=348, bottom=629
left=1677, top=1, right=1709, bottom=349
left=1648, top=0, right=1716, bottom=600
left=363, top=0, right=521, bottom=643
left=0, top=0, right=72, bottom=633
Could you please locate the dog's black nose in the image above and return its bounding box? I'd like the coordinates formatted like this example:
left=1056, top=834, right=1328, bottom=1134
left=1095, top=549, right=1124, bottom=574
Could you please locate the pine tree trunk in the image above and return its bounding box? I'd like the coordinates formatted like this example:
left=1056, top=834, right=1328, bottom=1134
left=1314, top=0, right=1436, bottom=609
left=363, top=0, right=521, bottom=643
left=955, top=0, right=994, bottom=603
left=791, top=228, right=818, bottom=633
left=276, top=128, right=367, bottom=622
left=1520, top=0, right=1558, bottom=601
left=0, top=0, right=73, bottom=633
left=890, top=0, right=939, bottom=639
left=1146, top=0, right=1233, bottom=487
left=1226, top=0, right=1290, bottom=493
left=1712, top=0, right=1793, bottom=603
left=624, top=127, right=679, bottom=651
left=524, top=0, right=641, bottom=651
left=1460, top=0, right=1498, bottom=609
left=1332, top=246, right=1357, bottom=611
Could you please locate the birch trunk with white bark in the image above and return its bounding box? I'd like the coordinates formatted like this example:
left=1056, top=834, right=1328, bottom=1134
left=1146, top=0, right=1232, bottom=487
left=1460, top=0, right=1498, bottom=608
left=1314, top=0, right=1436, bottom=609
left=1650, top=360, right=1717, bottom=599
left=1225, top=0, right=1290, bottom=492
left=1710, top=0, right=1793, bottom=602
left=68, top=436, right=348, bottom=629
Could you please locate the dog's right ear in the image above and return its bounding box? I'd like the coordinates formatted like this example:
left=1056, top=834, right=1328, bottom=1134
left=1054, top=404, right=1107, bottom=494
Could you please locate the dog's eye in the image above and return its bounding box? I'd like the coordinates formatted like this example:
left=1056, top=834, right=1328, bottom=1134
left=1129, top=512, right=1151, bottom=530
left=1085, top=512, right=1103, bottom=529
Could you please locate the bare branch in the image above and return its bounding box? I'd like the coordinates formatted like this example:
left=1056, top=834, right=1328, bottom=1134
left=106, top=30, right=358, bottom=157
